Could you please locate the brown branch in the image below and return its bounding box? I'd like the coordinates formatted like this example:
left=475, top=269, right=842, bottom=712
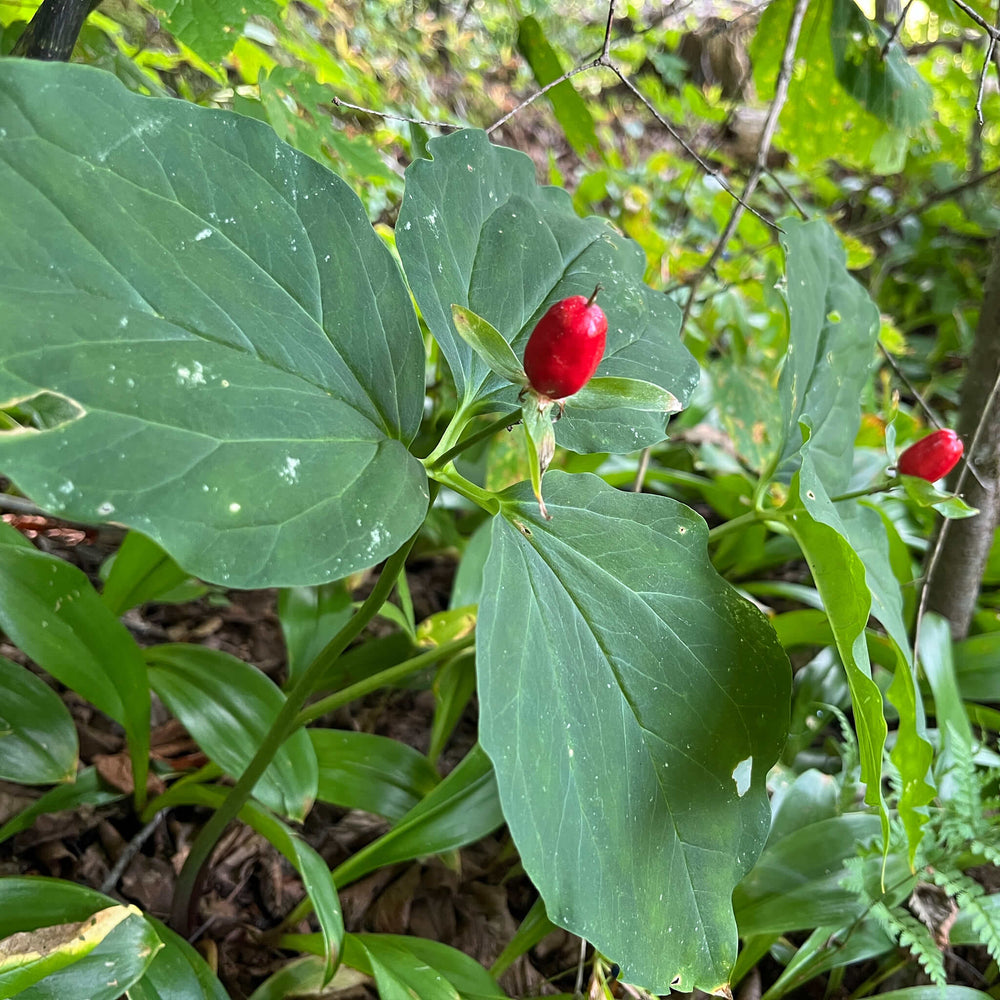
left=920, top=238, right=1000, bottom=641
left=854, top=166, right=1000, bottom=237
left=880, top=0, right=917, bottom=57
left=680, top=0, right=808, bottom=330
left=11, top=0, right=101, bottom=60
left=487, top=1, right=780, bottom=234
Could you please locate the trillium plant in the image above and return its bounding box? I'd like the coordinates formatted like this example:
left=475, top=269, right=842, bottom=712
left=0, top=57, right=980, bottom=999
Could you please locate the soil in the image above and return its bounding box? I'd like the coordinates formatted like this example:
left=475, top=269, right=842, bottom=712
left=0, top=512, right=584, bottom=999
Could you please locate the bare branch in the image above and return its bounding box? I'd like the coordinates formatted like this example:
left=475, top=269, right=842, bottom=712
left=977, top=33, right=997, bottom=123
left=951, top=0, right=1000, bottom=38
left=487, top=62, right=599, bottom=134
left=680, top=0, right=808, bottom=329
left=328, top=96, right=461, bottom=131
left=880, top=0, right=917, bottom=58
left=854, top=166, right=1000, bottom=236
left=487, top=0, right=780, bottom=233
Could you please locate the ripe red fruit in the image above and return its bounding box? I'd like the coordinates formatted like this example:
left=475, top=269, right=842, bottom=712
left=897, top=429, right=964, bottom=482
left=523, top=287, right=608, bottom=399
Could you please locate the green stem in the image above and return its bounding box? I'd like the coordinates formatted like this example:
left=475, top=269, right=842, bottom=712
left=428, top=463, right=500, bottom=514
left=706, top=508, right=776, bottom=542
left=295, top=632, right=475, bottom=728
left=425, top=409, right=522, bottom=470
left=168, top=517, right=427, bottom=934
left=828, top=481, right=893, bottom=503
left=422, top=399, right=478, bottom=467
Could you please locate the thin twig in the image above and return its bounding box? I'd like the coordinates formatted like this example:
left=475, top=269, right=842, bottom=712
left=763, top=167, right=810, bottom=219
left=914, top=364, right=1000, bottom=656
left=487, top=0, right=779, bottom=233
left=573, top=936, right=587, bottom=996
left=487, top=62, right=599, bottom=134
left=877, top=341, right=940, bottom=426
left=680, top=0, right=808, bottom=330
left=610, top=67, right=779, bottom=233
left=855, top=166, right=1000, bottom=237
left=100, top=811, right=166, bottom=895
left=328, top=96, right=460, bottom=131
left=977, top=34, right=997, bottom=123
left=950, top=0, right=1000, bottom=40
left=880, top=0, right=917, bottom=57
left=632, top=446, right=652, bottom=492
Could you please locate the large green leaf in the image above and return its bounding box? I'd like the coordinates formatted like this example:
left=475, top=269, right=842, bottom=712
left=0, top=521, right=149, bottom=798
left=152, top=0, right=280, bottom=63
left=784, top=447, right=889, bottom=839
left=146, top=644, right=317, bottom=821
left=0, top=878, right=225, bottom=1000
left=752, top=0, right=927, bottom=172
left=395, top=129, right=699, bottom=453
left=477, top=473, right=791, bottom=993
left=775, top=218, right=880, bottom=491
left=128, top=919, right=230, bottom=1000
left=0, top=60, right=428, bottom=588
left=0, top=880, right=162, bottom=1000
left=516, top=16, right=602, bottom=161
left=829, top=0, right=932, bottom=131
left=0, top=655, right=77, bottom=784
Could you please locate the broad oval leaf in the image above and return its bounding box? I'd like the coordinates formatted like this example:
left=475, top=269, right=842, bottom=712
left=477, top=472, right=791, bottom=993
left=146, top=644, right=317, bottom=821
left=0, top=655, right=77, bottom=784
left=396, top=129, right=699, bottom=453
left=0, top=60, right=428, bottom=588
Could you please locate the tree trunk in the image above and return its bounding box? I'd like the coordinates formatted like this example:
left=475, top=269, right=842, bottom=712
left=924, top=238, right=1000, bottom=638
left=11, top=0, right=100, bottom=61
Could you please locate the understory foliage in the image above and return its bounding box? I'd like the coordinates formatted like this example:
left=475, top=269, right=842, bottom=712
left=1, top=1, right=1000, bottom=998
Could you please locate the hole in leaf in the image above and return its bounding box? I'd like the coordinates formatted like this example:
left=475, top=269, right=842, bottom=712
left=0, top=391, right=86, bottom=433
left=826, top=310, right=842, bottom=323
left=731, top=756, right=753, bottom=797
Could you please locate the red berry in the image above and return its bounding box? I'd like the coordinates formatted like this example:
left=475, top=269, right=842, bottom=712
left=897, top=428, right=963, bottom=482
left=523, top=287, right=608, bottom=399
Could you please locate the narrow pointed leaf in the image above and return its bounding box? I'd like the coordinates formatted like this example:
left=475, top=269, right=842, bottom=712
left=0, top=522, right=149, bottom=800
left=478, top=472, right=791, bottom=993
left=148, top=783, right=343, bottom=982
left=570, top=377, right=681, bottom=413
left=451, top=306, right=526, bottom=385
left=146, top=645, right=317, bottom=821
left=0, top=655, right=77, bottom=785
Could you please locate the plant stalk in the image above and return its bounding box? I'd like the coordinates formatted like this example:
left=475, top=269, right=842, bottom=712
left=168, top=520, right=426, bottom=934
left=426, top=409, right=523, bottom=470
left=295, top=631, right=475, bottom=728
